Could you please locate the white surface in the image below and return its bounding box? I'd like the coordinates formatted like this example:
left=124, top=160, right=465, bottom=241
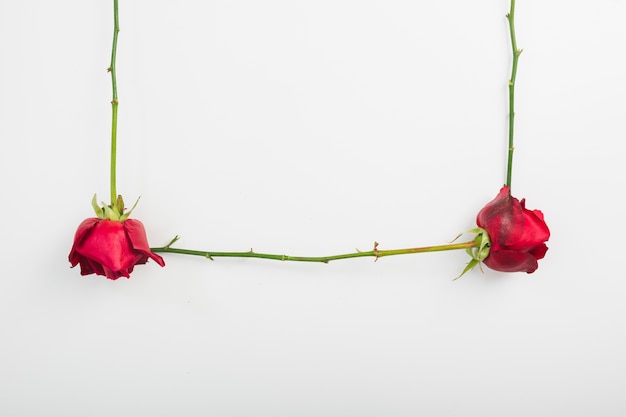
left=1, top=1, right=625, bottom=416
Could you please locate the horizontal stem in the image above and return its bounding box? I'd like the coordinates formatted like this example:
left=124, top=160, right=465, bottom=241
left=151, top=238, right=477, bottom=264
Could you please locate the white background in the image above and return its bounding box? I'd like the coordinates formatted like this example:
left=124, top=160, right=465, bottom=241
left=1, top=1, right=625, bottom=416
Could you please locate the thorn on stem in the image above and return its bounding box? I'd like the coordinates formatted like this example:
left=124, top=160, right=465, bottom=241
left=164, top=235, right=180, bottom=249
left=373, top=241, right=380, bottom=261
left=450, top=233, right=462, bottom=243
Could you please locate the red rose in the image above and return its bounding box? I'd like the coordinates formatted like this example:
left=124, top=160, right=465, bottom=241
left=476, top=186, right=550, bottom=273
left=69, top=218, right=165, bottom=280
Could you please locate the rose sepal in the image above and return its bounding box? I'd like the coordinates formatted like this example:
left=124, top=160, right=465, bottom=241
left=455, top=227, right=491, bottom=279
left=91, top=193, right=140, bottom=221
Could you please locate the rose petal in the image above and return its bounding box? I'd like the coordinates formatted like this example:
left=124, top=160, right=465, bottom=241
left=476, top=186, right=550, bottom=273
left=69, top=217, right=165, bottom=279
left=124, top=219, right=165, bottom=267
left=483, top=250, right=540, bottom=274
left=476, top=186, right=525, bottom=248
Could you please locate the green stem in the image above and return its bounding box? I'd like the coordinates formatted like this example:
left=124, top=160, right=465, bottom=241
left=109, top=0, right=120, bottom=206
left=151, top=237, right=478, bottom=264
left=506, top=0, right=522, bottom=187
left=505, top=0, right=521, bottom=189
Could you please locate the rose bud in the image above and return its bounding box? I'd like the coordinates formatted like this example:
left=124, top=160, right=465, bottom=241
left=476, top=186, right=550, bottom=273
left=69, top=195, right=165, bottom=280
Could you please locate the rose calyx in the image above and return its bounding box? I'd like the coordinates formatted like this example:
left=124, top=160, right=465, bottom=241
left=455, top=227, right=491, bottom=279
left=91, top=193, right=139, bottom=221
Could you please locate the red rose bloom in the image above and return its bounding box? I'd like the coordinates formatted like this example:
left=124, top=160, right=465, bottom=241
left=476, top=186, right=550, bottom=273
left=69, top=218, right=165, bottom=280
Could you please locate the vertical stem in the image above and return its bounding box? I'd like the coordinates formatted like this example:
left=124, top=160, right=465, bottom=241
left=109, top=0, right=120, bottom=206
left=505, top=0, right=520, bottom=189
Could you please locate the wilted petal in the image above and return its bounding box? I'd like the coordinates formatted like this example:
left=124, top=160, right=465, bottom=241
left=69, top=217, right=165, bottom=279
left=124, top=219, right=165, bottom=267
left=476, top=186, right=549, bottom=274
left=483, top=250, right=539, bottom=273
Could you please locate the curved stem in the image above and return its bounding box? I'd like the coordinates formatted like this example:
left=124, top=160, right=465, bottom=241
left=109, top=0, right=120, bottom=205
left=505, top=0, right=521, bottom=189
left=151, top=237, right=477, bottom=264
